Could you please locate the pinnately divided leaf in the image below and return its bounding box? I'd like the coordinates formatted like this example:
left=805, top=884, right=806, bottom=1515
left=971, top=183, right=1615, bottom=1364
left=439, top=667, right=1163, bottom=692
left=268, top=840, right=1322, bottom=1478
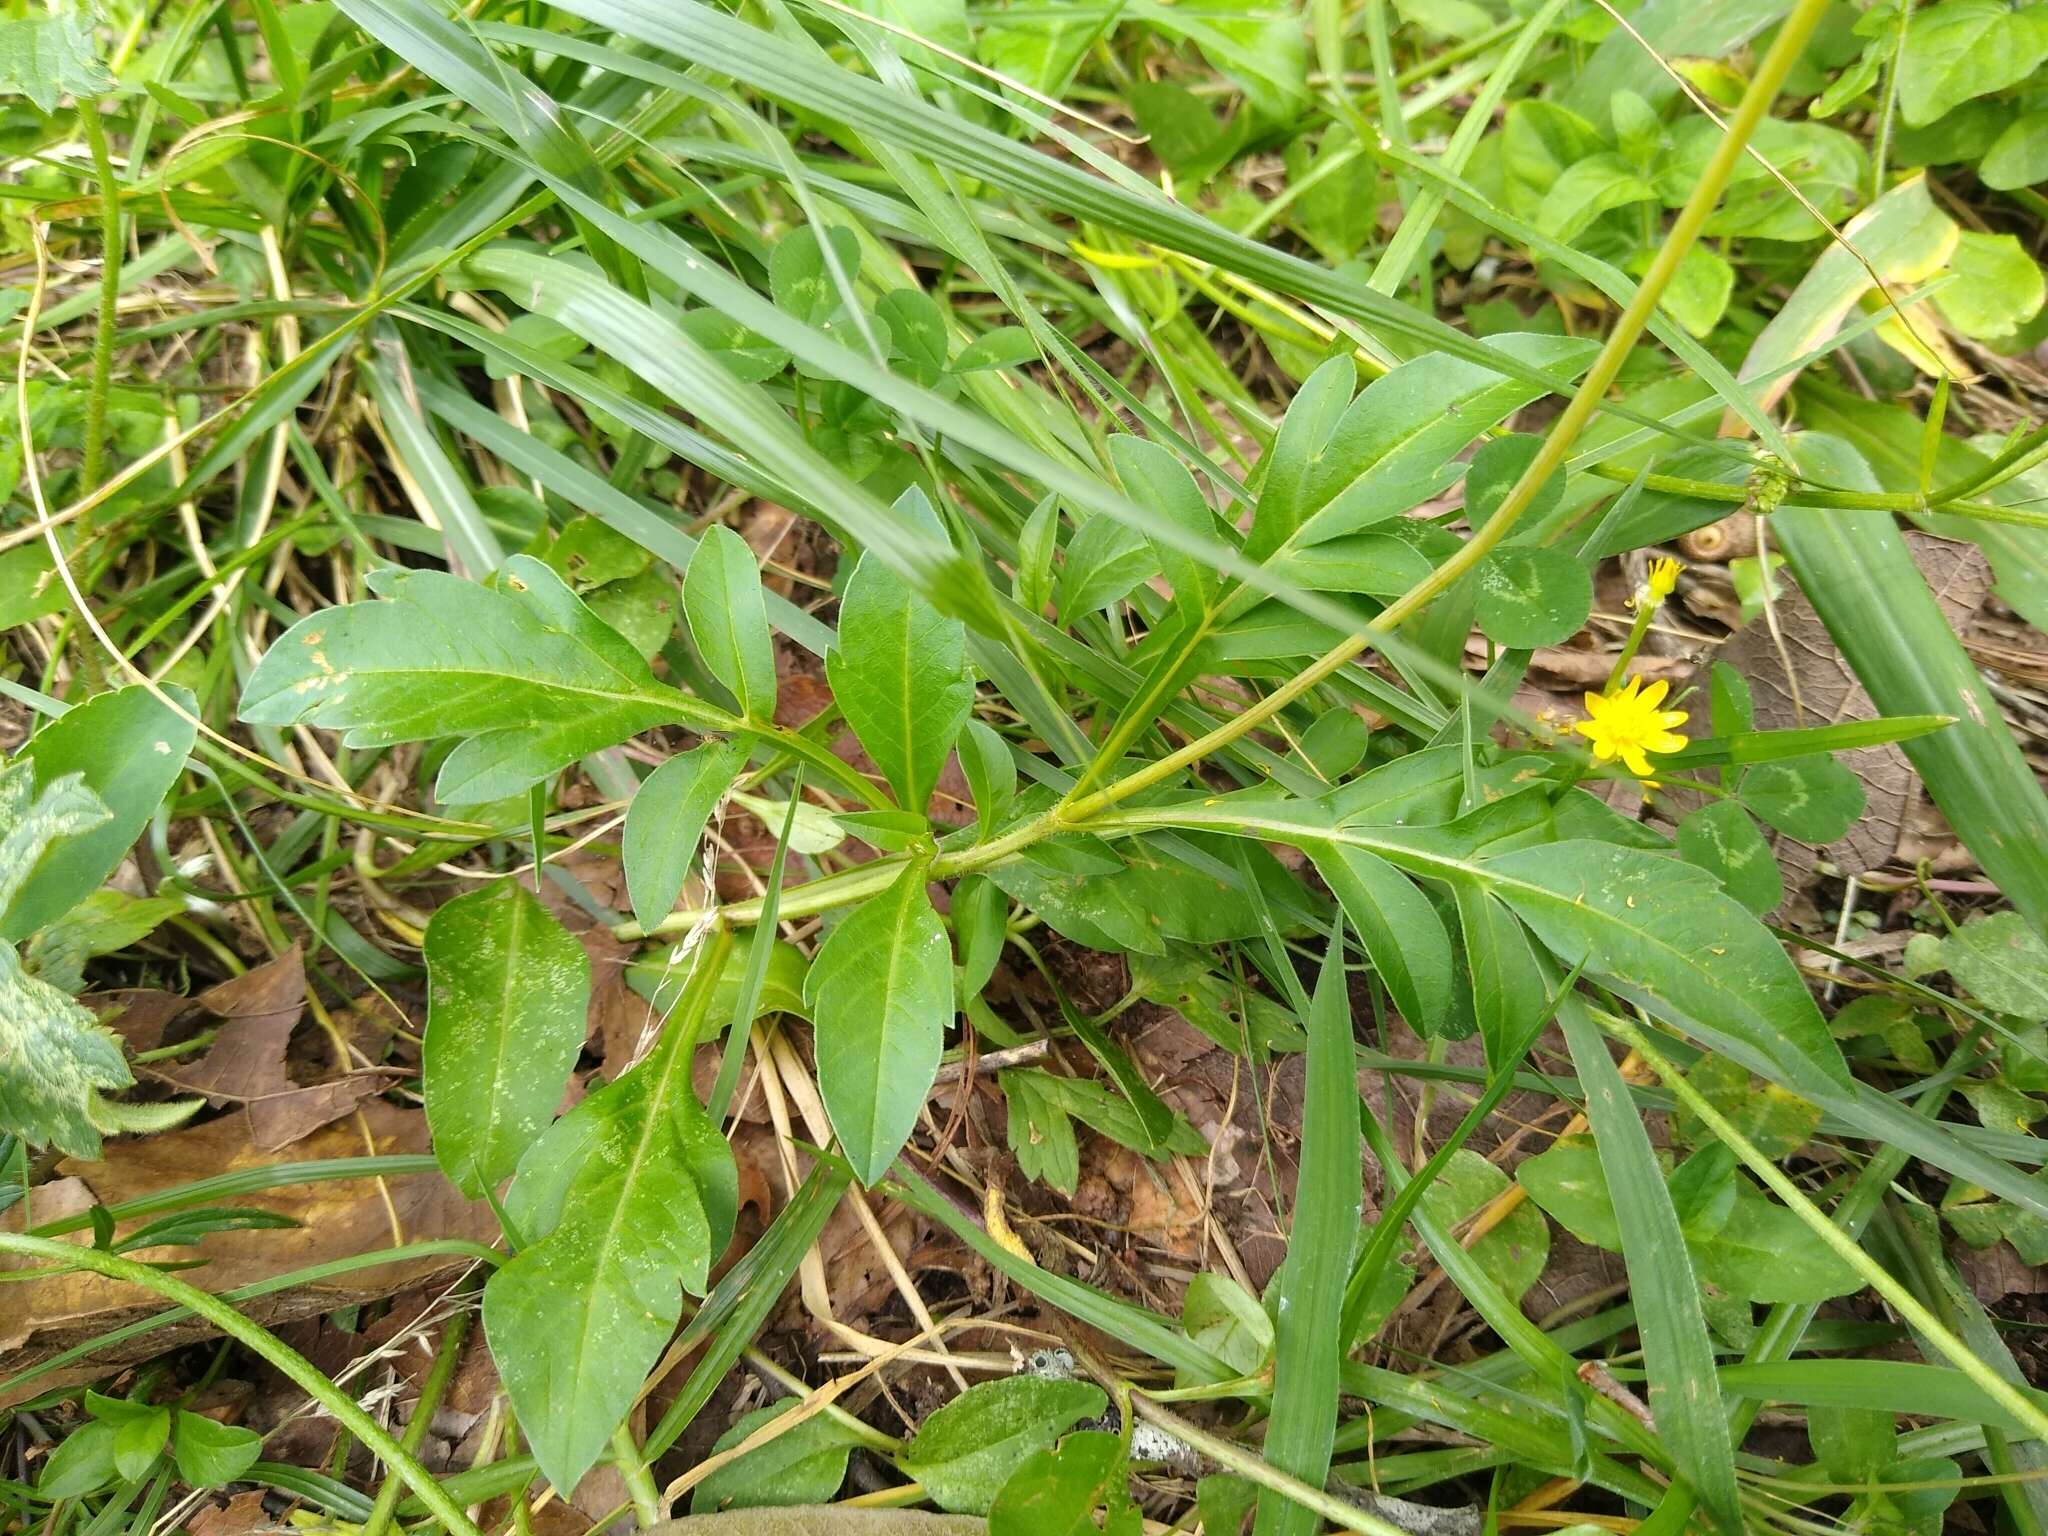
left=240, top=555, right=725, bottom=804
left=484, top=940, right=738, bottom=1494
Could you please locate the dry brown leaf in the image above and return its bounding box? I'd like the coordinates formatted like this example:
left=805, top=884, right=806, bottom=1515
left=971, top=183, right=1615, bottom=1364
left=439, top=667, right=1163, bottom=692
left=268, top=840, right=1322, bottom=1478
left=0, top=1102, right=497, bottom=1404
left=149, top=946, right=383, bottom=1152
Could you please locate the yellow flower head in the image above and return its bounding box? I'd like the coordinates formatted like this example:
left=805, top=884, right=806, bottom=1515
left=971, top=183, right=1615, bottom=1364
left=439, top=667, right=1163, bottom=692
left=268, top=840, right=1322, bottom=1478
left=1641, top=556, right=1682, bottom=607
left=1574, top=674, right=1689, bottom=778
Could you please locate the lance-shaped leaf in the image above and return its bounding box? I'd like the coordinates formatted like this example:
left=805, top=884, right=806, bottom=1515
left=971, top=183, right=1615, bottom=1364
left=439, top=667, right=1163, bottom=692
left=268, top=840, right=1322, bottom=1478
left=483, top=943, right=738, bottom=1494
left=827, top=545, right=972, bottom=816
left=1309, top=842, right=1451, bottom=1032
left=622, top=740, right=747, bottom=931
left=240, top=555, right=727, bottom=804
left=1480, top=840, right=1848, bottom=1093
left=423, top=879, right=590, bottom=1198
left=805, top=862, right=952, bottom=1184
left=683, top=525, right=777, bottom=720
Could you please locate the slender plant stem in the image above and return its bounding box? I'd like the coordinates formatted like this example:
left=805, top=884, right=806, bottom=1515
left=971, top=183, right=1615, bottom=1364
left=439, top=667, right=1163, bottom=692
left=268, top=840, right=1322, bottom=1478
left=0, top=1235, right=485, bottom=1536
left=621, top=0, right=1834, bottom=945
left=1602, top=1015, right=2048, bottom=1448
left=79, top=100, right=123, bottom=512
left=362, top=1301, right=475, bottom=1536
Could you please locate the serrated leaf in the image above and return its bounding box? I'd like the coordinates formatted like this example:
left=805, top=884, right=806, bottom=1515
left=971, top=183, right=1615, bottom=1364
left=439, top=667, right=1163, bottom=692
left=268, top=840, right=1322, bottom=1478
left=485, top=946, right=738, bottom=1493
left=0, top=9, right=112, bottom=113
left=241, top=556, right=723, bottom=804
left=804, top=862, right=952, bottom=1183
left=423, top=878, right=591, bottom=1198
left=685, top=526, right=777, bottom=720
left=899, top=1376, right=1106, bottom=1514
left=7, top=685, right=198, bottom=943
left=623, top=741, right=747, bottom=931
left=1002, top=1068, right=1081, bottom=1194
left=828, top=543, right=972, bottom=815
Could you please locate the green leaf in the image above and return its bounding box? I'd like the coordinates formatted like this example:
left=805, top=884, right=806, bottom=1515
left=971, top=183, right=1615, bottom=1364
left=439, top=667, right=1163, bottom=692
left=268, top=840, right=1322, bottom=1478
left=111, top=1406, right=171, bottom=1480
left=1982, top=110, right=2048, bottom=190
left=1558, top=997, right=1739, bottom=1534
left=1002, top=1068, right=1081, bottom=1194
left=423, top=878, right=591, bottom=1198
left=1309, top=843, right=1451, bottom=1033
left=951, top=326, right=1038, bottom=373
left=1482, top=841, right=1849, bottom=1094
left=1256, top=931, right=1357, bottom=1536
left=877, top=288, right=949, bottom=387
left=623, top=741, right=748, bottom=932
left=485, top=947, right=738, bottom=1493
left=0, top=763, right=131, bottom=1159
left=1473, top=545, right=1593, bottom=649
left=1676, top=801, right=1782, bottom=916
left=1455, top=884, right=1550, bottom=1071
left=38, top=1422, right=118, bottom=1498
left=958, top=720, right=1016, bottom=839
left=1897, top=0, right=2048, bottom=125
left=804, top=862, right=953, bottom=1183
left=1940, top=913, right=2048, bottom=1022
left=1933, top=231, right=2045, bottom=340
left=171, top=1413, right=263, bottom=1489
left=685, top=526, right=777, bottom=720
left=689, top=1400, right=864, bottom=1513
left=1673, top=1054, right=1821, bottom=1160
left=987, top=1431, right=1134, bottom=1536
left=7, top=686, right=199, bottom=943
left=1107, top=435, right=1218, bottom=617
left=1059, top=511, right=1153, bottom=619
left=0, top=8, right=111, bottom=113
left=1691, top=1183, right=1862, bottom=1304
left=828, top=543, right=972, bottom=814
left=1180, top=1272, right=1272, bottom=1382
left=1418, top=1148, right=1549, bottom=1305
left=241, top=556, right=717, bottom=804
left=899, top=1376, right=1106, bottom=1515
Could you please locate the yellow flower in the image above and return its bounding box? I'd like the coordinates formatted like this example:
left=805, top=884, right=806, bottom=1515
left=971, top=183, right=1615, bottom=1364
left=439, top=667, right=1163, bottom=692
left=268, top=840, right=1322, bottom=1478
left=1642, top=556, right=1682, bottom=606
left=1574, top=675, right=1689, bottom=778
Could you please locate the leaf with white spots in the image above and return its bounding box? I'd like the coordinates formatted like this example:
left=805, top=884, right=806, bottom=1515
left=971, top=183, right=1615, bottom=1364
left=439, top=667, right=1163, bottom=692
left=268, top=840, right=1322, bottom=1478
left=423, top=878, right=591, bottom=1198
left=483, top=940, right=738, bottom=1494
left=0, top=761, right=131, bottom=1158
left=4, top=685, right=197, bottom=943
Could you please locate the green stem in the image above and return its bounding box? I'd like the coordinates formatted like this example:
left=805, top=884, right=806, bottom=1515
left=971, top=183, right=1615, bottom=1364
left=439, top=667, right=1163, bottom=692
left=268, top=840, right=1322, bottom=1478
left=362, top=1301, right=475, bottom=1536
left=79, top=99, right=123, bottom=512
left=1583, top=461, right=2048, bottom=529
left=0, top=1235, right=483, bottom=1536
left=1601, top=1015, right=2048, bottom=1448
left=611, top=1424, right=662, bottom=1528
left=620, top=0, right=1833, bottom=946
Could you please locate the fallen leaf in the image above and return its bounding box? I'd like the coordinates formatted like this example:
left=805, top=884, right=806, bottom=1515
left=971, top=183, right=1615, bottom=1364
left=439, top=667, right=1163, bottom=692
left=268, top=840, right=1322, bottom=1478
left=0, top=1102, right=497, bottom=1405
left=150, top=947, right=383, bottom=1152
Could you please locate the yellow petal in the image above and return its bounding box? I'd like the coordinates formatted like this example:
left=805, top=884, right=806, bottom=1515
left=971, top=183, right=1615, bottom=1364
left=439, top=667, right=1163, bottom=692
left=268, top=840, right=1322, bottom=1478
left=1638, top=679, right=1669, bottom=708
